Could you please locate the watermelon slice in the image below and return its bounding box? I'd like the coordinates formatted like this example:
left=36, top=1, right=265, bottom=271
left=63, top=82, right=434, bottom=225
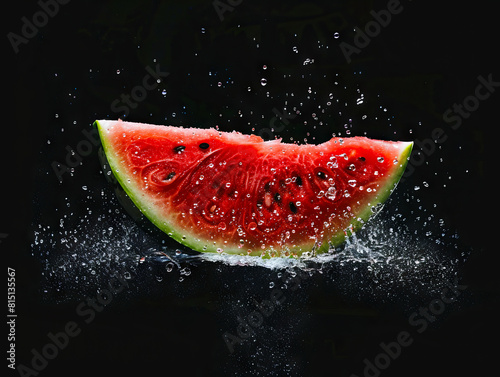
left=95, top=120, right=412, bottom=257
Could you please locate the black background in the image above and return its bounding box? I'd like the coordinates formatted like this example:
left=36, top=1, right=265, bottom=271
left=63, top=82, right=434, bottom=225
left=3, top=1, right=498, bottom=376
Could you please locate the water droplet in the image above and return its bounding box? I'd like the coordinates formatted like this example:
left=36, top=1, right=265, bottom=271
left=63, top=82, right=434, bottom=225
left=327, top=158, right=338, bottom=169
left=161, top=89, right=167, bottom=96
left=262, top=64, right=267, bottom=70
left=348, top=179, right=357, bottom=187
left=116, top=69, right=121, bottom=74
left=165, top=262, right=174, bottom=272
left=218, top=222, right=227, bottom=230
left=201, top=27, right=206, bottom=33
left=249, top=222, right=257, bottom=231
left=393, top=158, right=399, bottom=164
left=260, top=78, right=267, bottom=86
left=325, top=186, right=337, bottom=200
left=82, top=186, right=88, bottom=190
left=334, top=32, right=340, bottom=39
left=377, top=157, right=384, bottom=162
left=269, top=282, right=275, bottom=288
left=217, top=82, right=222, bottom=87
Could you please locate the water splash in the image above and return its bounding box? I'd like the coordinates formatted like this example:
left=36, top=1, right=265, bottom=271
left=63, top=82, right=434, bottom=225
left=32, top=184, right=467, bottom=304
left=199, top=212, right=465, bottom=279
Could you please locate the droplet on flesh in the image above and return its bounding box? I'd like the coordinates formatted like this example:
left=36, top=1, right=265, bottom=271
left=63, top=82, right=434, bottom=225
left=325, top=186, right=337, bottom=200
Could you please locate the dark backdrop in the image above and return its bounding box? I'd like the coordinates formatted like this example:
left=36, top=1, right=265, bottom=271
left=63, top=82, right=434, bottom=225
left=3, top=1, right=497, bottom=376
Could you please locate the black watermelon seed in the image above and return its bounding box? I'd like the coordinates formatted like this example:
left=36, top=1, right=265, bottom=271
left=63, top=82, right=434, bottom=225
left=316, top=171, right=327, bottom=180
left=199, top=142, right=209, bottom=149
left=289, top=202, right=297, bottom=213
left=174, top=145, right=185, bottom=153
left=359, top=156, right=366, bottom=161
left=274, top=192, right=281, bottom=202
left=295, top=176, right=303, bottom=186
left=164, top=172, right=176, bottom=181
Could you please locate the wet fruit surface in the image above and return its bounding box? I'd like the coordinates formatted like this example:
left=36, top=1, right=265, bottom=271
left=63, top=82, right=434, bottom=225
left=98, top=120, right=412, bottom=256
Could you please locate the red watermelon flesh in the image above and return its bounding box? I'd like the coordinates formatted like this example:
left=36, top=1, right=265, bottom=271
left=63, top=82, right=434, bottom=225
left=95, top=120, right=413, bottom=257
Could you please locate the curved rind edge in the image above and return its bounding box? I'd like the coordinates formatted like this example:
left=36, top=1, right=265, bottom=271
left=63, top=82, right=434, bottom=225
left=95, top=119, right=413, bottom=258
left=94, top=120, right=216, bottom=254
left=317, top=141, right=414, bottom=254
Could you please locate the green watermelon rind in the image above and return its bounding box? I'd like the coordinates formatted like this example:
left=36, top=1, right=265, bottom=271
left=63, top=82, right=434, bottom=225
left=95, top=120, right=210, bottom=254
left=316, top=141, right=413, bottom=255
left=95, top=120, right=413, bottom=258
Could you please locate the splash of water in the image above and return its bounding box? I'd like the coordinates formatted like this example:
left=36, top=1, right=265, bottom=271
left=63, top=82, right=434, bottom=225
left=32, top=188, right=466, bottom=305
